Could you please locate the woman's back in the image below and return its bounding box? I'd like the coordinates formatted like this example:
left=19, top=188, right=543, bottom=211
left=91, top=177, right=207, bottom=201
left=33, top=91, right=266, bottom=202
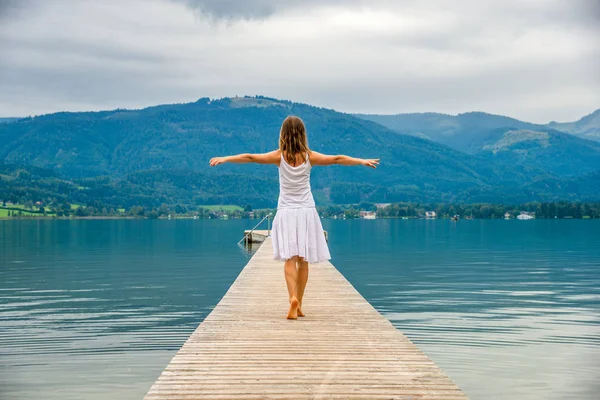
left=277, top=152, right=315, bottom=209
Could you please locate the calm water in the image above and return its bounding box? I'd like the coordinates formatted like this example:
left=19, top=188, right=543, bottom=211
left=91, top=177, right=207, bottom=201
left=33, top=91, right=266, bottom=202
left=1, top=219, right=599, bottom=399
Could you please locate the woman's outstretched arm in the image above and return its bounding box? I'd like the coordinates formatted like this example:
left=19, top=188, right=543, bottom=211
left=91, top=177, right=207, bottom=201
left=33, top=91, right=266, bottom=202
left=210, top=150, right=280, bottom=166
left=310, top=151, right=379, bottom=168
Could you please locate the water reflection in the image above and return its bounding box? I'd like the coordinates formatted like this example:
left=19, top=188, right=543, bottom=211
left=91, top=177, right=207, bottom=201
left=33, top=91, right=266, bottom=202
left=0, top=220, right=254, bottom=399
left=1, top=219, right=599, bottom=400
left=324, top=219, right=600, bottom=400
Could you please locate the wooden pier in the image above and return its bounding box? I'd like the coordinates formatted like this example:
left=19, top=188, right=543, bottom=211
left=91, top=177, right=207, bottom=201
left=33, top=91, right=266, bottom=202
left=145, top=235, right=468, bottom=399
left=242, top=229, right=270, bottom=243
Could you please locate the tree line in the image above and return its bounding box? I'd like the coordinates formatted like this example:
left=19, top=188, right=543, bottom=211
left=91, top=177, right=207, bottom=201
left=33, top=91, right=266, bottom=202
left=366, top=201, right=600, bottom=219
left=3, top=200, right=600, bottom=219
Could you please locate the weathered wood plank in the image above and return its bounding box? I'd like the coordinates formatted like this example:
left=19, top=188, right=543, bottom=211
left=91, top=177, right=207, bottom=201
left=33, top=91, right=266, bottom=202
left=145, top=237, right=468, bottom=399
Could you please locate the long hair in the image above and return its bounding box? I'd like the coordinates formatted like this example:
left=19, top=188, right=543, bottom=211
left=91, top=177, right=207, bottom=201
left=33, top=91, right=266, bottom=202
left=279, top=115, right=310, bottom=166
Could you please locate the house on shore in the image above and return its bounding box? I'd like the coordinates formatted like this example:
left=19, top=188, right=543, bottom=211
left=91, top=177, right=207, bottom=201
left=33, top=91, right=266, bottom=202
left=359, top=211, right=376, bottom=219
left=425, top=211, right=437, bottom=219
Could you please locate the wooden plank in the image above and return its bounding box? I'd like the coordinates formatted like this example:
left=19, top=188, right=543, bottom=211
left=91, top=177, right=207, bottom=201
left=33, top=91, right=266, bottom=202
left=145, top=237, right=468, bottom=399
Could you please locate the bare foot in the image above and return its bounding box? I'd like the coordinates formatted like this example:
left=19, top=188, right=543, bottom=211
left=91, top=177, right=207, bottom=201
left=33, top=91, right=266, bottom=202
left=297, top=304, right=305, bottom=317
left=287, top=296, right=299, bottom=319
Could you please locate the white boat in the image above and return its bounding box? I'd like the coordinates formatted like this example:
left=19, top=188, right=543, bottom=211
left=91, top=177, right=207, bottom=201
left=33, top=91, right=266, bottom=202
left=517, top=214, right=534, bottom=220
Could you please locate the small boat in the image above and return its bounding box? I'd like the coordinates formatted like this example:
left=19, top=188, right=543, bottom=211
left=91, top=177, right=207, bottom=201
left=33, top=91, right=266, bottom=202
left=451, top=214, right=459, bottom=221
left=517, top=213, right=534, bottom=220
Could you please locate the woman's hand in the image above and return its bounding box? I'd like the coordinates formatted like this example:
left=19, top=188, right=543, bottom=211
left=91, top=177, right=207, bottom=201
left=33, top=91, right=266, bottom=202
left=362, top=158, right=380, bottom=169
left=209, top=157, right=227, bottom=166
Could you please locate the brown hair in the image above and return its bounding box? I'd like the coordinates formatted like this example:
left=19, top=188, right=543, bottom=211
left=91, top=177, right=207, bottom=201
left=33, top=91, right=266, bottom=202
left=279, top=115, right=310, bottom=166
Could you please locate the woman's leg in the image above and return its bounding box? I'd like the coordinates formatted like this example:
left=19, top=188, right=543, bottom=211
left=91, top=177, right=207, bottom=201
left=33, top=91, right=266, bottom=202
left=296, top=258, right=309, bottom=317
left=284, top=256, right=299, bottom=319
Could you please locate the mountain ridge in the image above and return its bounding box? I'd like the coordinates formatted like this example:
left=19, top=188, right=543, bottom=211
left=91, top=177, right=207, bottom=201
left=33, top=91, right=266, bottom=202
left=546, top=109, right=600, bottom=141
left=1, top=96, right=599, bottom=206
left=356, top=108, right=600, bottom=147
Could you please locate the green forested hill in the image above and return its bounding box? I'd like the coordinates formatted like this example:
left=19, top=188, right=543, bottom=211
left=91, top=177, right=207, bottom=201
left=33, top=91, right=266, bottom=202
left=478, top=128, right=600, bottom=176
left=0, top=97, right=495, bottom=186
left=356, top=110, right=600, bottom=177
left=357, top=109, right=600, bottom=149
left=1, top=96, right=599, bottom=208
left=355, top=111, right=539, bottom=152
left=0, top=118, right=20, bottom=124
left=0, top=163, right=280, bottom=208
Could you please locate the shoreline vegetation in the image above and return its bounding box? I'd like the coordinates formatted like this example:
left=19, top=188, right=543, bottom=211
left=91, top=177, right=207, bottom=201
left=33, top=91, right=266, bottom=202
left=2, top=201, right=599, bottom=220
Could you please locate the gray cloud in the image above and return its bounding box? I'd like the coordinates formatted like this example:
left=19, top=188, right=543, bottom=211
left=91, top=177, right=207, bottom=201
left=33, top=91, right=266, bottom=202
left=0, top=0, right=27, bottom=20
left=0, top=0, right=598, bottom=123
left=177, top=0, right=600, bottom=27
left=176, top=0, right=370, bottom=20
left=175, top=0, right=278, bottom=20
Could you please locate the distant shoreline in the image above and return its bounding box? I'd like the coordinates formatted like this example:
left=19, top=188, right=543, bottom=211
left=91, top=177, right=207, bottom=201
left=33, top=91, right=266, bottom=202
left=1, top=215, right=597, bottom=221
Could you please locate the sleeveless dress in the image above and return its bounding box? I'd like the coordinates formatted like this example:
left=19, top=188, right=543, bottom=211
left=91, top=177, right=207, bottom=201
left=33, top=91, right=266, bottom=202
left=271, top=153, right=331, bottom=263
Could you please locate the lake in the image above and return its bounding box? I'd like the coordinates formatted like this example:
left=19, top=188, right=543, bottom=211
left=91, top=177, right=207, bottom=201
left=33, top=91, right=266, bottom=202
left=1, top=219, right=599, bottom=399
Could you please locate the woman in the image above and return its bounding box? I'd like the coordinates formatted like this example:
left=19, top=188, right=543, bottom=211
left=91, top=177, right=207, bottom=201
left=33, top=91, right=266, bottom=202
left=210, top=116, right=379, bottom=319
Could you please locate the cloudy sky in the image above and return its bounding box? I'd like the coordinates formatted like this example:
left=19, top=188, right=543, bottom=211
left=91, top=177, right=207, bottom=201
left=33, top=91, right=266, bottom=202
left=0, top=0, right=598, bottom=123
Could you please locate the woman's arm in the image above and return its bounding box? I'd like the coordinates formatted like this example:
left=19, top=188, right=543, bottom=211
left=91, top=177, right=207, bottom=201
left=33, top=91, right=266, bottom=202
left=210, top=150, right=280, bottom=166
left=310, top=151, right=379, bottom=168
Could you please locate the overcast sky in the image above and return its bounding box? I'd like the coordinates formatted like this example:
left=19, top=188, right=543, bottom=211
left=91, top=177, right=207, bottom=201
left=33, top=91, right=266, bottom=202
left=0, top=0, right=598, bottom=123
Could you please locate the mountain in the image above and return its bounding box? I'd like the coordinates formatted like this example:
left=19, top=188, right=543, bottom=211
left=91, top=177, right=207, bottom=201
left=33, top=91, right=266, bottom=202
left=355, top=111, right=539, bottom=152
left=356, top=109, right=600, bottom=148
left=1, top=96, right=599, bottom=207
left=478, top=128, right=600, bottom=176
left=356, top=110, right=600, bottom=178
left=0, top=118, right=20, bottom=124
left=547, top=109, right=600, bottom=141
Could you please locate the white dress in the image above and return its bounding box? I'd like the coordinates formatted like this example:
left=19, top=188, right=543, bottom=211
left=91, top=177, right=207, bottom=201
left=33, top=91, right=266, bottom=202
left=271, top=153, right=331, bottom=263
